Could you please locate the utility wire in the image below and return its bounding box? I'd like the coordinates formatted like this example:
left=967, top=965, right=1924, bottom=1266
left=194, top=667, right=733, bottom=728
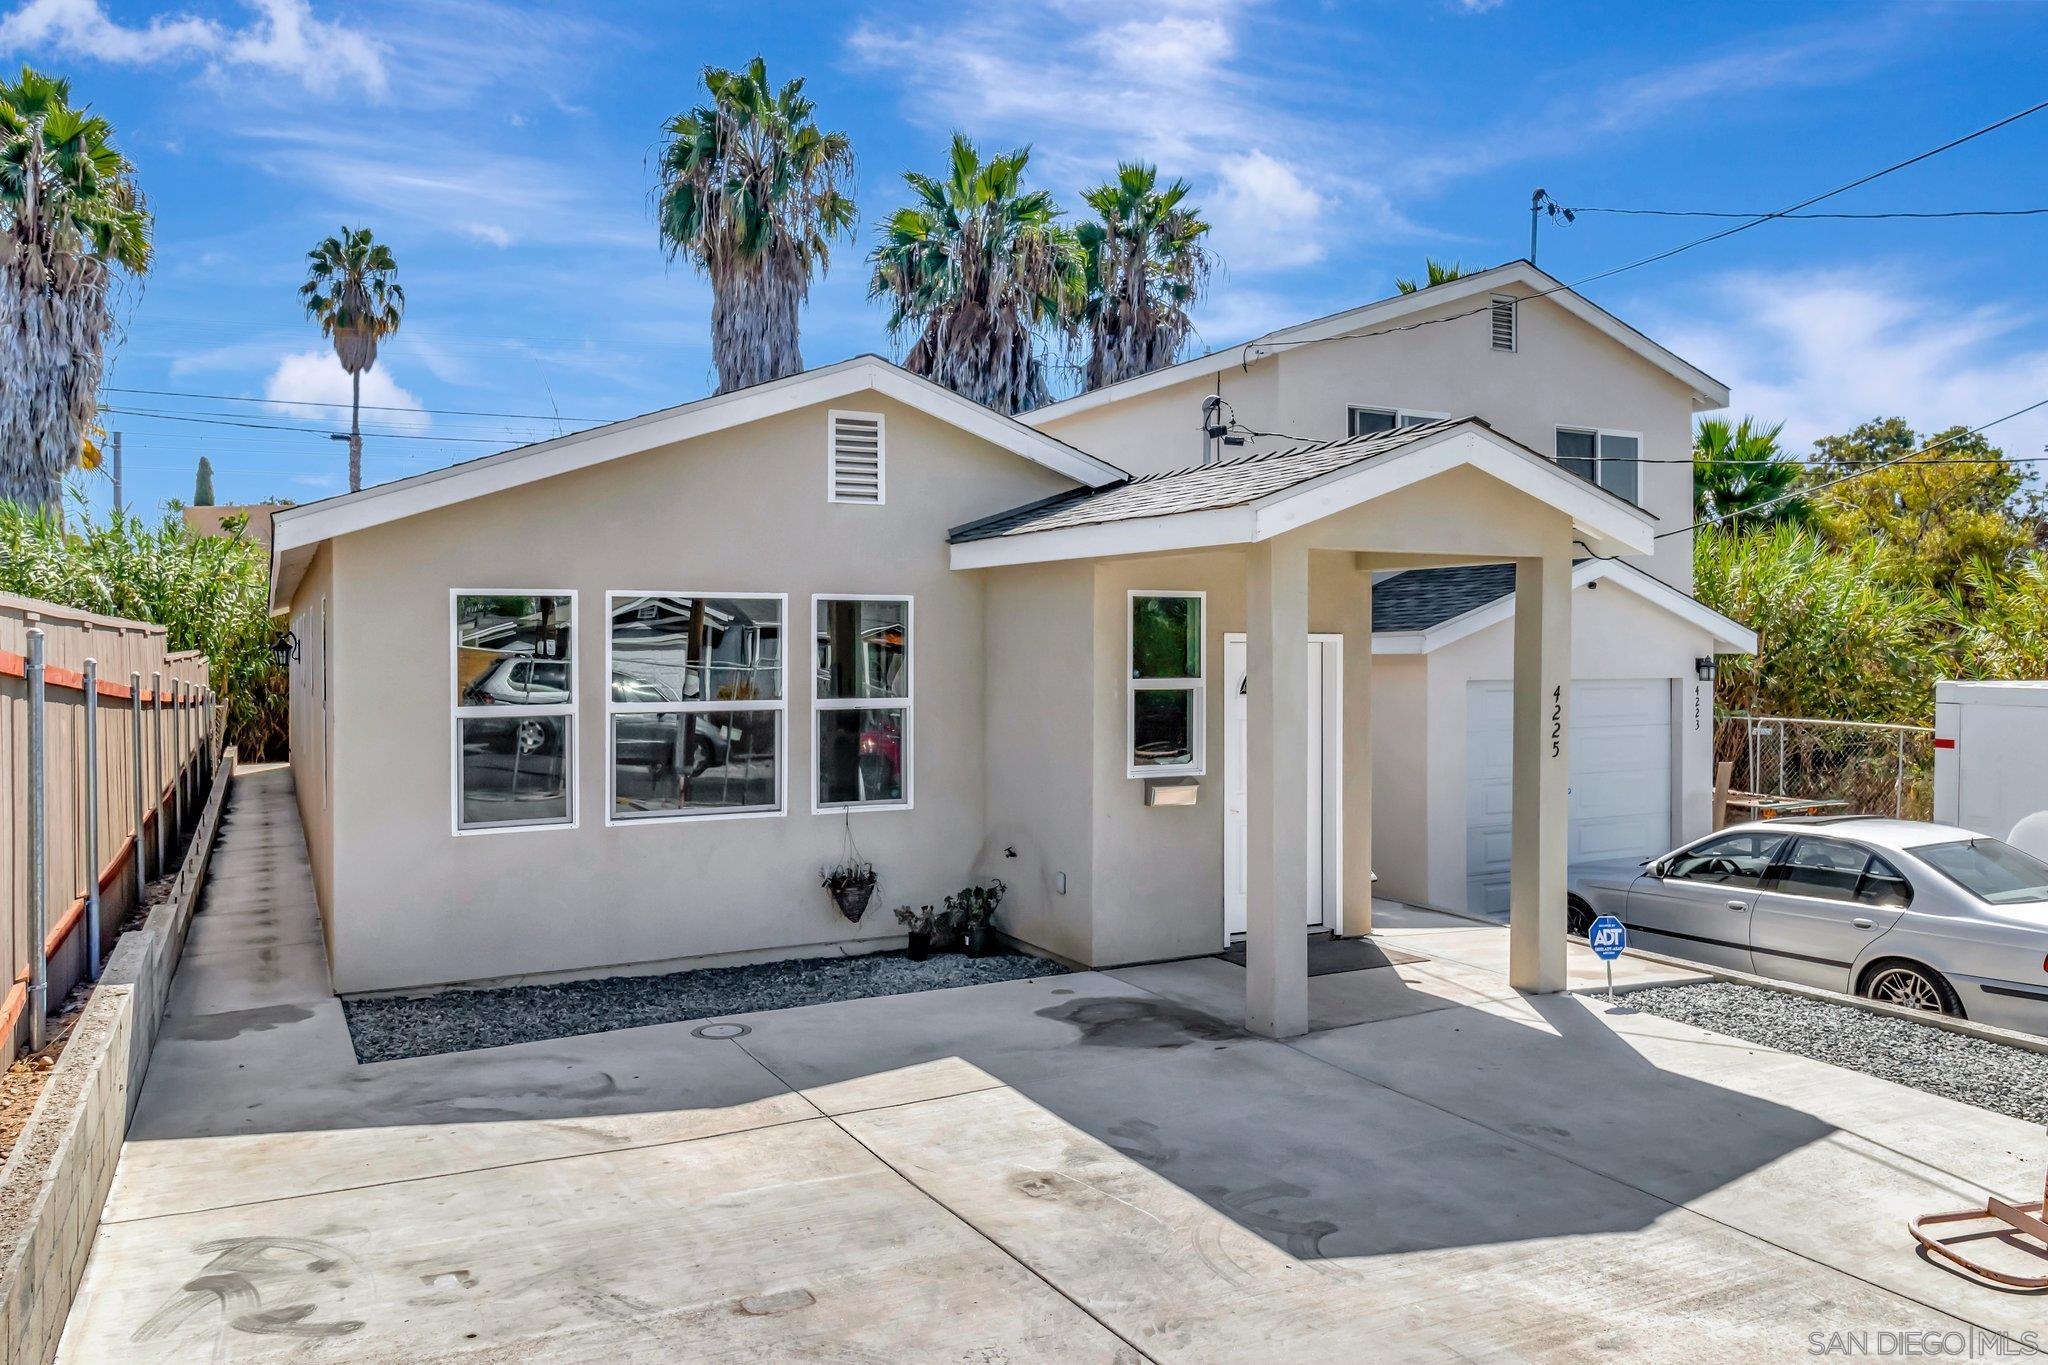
left=98, top=405, right=512, bottom=443
left=104, top=385, right=616, bottom=424
left=1558, top=205, right=2048, bottom=221
left=1250, top=95, right=2048, bottom=361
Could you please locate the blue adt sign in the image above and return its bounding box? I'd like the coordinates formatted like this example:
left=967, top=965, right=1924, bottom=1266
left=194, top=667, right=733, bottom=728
left=1589, top=915, right=1628, bottom=961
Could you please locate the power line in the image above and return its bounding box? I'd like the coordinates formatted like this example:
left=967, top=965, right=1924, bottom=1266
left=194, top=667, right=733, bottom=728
left=1252, top=95, right=2048, bottom=361
left=104, top=385, right=615, bottom=425
left=98, top=406, right=512, bottom=443
left=1560, top=205, right=2048, bottom=221
left=1658, top=395, right=2048, bottom=540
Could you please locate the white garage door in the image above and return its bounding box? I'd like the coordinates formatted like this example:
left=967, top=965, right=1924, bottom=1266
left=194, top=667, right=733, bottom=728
left=1465, top=679, right=1671, bottom=917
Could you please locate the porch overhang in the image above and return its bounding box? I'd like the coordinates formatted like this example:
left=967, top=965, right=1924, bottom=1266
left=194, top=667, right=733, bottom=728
left=1372, top=558, right=1757, bottom=656
left=948, top=423, right=1656, bottom=570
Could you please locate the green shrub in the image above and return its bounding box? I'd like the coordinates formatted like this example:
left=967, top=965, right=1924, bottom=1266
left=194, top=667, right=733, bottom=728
left=0, top=500, right=287, bottom=759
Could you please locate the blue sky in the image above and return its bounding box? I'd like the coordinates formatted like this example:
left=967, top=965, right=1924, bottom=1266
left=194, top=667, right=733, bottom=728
left=5, top=0, right=2047, bottom=516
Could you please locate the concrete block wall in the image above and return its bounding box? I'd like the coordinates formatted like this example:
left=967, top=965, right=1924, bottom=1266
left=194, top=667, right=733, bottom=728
left=0, top=748, right=233, bottom=1365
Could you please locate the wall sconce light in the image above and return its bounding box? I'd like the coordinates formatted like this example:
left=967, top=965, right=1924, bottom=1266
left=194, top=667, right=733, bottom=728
left=1694, top=655, right=1717, bottom=683
left=271, top=631, right=301, bottom=670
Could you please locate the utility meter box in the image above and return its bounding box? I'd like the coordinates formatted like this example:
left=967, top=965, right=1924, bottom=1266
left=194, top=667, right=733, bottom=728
left=1933, top=681, right=2048, bottom=839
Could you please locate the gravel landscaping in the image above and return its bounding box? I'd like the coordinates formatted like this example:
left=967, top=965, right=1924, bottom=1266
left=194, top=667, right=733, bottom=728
left=343, top=950, right=1068, bottom=1063
left=1625, top=981, right=2048, bottom=1126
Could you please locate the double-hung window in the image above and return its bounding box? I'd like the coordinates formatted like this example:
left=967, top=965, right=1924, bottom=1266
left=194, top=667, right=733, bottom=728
left=606, top=593, right=785, bottom=821
left=1555, top=426, right=1642, bottom=504
left=452, top=591, right=576, bottom=833
left=813, top=596, right=912, bottom=810
left=1348, top=406, right=1447, bottom=438
left=1128, top=591, right=1205, bottom=778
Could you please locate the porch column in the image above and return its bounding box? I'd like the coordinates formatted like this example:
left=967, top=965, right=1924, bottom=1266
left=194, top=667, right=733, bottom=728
left=1509, top=550, right=1571, bottom=992
left=1338, top=558, right=1374, bottom=937
left=1246, top=536, right=1311, bottom=1038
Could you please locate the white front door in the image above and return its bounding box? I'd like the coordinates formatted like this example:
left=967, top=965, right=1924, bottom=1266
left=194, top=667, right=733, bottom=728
left=1223, top=635, right=1341, bottom=941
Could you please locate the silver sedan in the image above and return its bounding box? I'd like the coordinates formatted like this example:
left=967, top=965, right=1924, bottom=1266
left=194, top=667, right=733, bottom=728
left=1567, top=816, right=2048, bottom=1034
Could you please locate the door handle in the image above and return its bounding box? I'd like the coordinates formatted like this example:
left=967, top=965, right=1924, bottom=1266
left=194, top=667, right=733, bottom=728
left=1852, top=917, right=1875, bottom=930
left=1725, top=900, right=1748, bottom=912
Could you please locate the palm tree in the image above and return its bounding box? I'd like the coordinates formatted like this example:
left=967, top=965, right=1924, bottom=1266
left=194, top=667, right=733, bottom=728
left=869, top=135, right=1080, bottom=415
left=1694, top=415, right=1806, bottom=528
left=300, top=227, right=403, bottom=494
left=0, top=68, right=151, bottom=511
left=1076, top=163, right=1214, bottom=391
left=1393, top=258, right=1463, bottom=294
left=656, top=58, right=856, bottom=395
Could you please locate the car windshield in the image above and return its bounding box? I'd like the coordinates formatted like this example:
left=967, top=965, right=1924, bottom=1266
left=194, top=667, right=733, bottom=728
left=1913, top=838, right=2048, bottom=905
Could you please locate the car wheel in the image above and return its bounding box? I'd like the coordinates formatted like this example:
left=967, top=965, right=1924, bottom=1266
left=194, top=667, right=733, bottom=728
left=1565, top=897, right=1595, bottom=939
left=514, top=719, right=548, bottom=756
left=686, top=738, right=714, bottom=778
left=1860, top=961, right=1961, bottom=1017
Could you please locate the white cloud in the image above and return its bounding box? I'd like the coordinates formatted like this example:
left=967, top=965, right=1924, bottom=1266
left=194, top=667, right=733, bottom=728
left=0, top=0, right=385, bottom=96
left=1650, top=267, right=2048, bottom=464
left=1210, top=151, right=1329, bottom=270
left=263, top=349, right=429, bottom=433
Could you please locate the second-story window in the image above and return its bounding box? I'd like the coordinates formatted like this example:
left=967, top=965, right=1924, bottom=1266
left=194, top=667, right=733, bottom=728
left=1555, top=427, right=1641, bottom=504
left=1348, top=406, right=1447, bottom=438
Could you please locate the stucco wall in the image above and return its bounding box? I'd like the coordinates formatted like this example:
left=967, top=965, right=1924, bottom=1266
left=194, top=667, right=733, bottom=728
left=1034, top=285, right=1699, bottom=589
left=286, top=541, right=334, bottom=936
left=1377, top=575, right=1719, bottom=911
left=308, top=396, right=1075, bottom=993
left=1366, top=654, right=1430, bottom=901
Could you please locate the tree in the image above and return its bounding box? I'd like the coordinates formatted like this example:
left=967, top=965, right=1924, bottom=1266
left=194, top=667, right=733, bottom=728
left=0, top=68, right=151, bottom=511
left=300, top=227, right=403, bottom=494
left=1076, top=163, right=1214, bottom=391
left=1394, top=258, right=1463, bottom=294
left=869, top=135, right=1080, bottom=414
left=1693, top=524, right=1940, bottom=726
left=1805, top=416, right=2043, bottom=595
left=656, top=58, right=855, bottom=395
left=192, top=455, right=214, bottom=506
left=1693, top=415, right=1805, bottom=527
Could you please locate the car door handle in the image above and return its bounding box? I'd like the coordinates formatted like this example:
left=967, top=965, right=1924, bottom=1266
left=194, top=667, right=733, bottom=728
left=1852, top=917, right=1875, bottom=930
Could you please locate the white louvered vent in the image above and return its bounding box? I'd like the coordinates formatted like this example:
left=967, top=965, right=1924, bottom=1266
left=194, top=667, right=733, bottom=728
left=1489, top=297, right=1517, bottom=352
left=828, top=410, right=885, bottom=504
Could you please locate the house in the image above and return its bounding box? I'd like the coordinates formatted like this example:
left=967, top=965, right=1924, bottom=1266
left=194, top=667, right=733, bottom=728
left=269, top=262, right=1748, bottom=1038
left=183, top=502, right=288, bottom=553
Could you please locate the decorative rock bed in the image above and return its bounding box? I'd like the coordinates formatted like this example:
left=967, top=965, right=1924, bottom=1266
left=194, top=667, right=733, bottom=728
left=343, top=949, right=1068, bottom=1064
left=1626, top=981, right=2048, bottom=1127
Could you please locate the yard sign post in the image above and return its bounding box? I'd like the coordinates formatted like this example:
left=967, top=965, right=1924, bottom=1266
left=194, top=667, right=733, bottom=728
left=1589, top=915, right=1628, bottom=1004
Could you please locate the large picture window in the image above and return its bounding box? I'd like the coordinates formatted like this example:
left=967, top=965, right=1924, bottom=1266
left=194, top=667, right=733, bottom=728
left=1128, top=591, right=1205, bottom=778
left=813, top=596, right=912, bottom=810
left=607, top=593, right=785, bottom=821
left=452, top=592, right=576, bottom=833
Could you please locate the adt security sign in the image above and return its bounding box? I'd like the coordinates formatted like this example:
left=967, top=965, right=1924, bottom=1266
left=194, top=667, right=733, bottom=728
left=1589, top=916, right=1627, bottom=960
left=1588, top=915, right=1627, bottom=1003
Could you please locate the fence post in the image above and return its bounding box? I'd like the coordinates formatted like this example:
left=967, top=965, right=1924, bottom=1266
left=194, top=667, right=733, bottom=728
left=130, top=671, right=146, bottom=896
left=84, top=657, right=102, bottom=979
left=26, top=630, right=48, bottom=1052
left=1895, top=729, right=1907, bottom=820
left=152, top=671, right=165, bottom=871
left=176, top=678, right=189, bottom=836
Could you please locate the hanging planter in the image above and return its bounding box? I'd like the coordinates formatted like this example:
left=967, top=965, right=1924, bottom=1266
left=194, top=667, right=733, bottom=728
left=822, top=814, right=878, bottom=924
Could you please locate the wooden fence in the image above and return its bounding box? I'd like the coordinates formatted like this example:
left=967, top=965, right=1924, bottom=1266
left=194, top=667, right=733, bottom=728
left=0, top=593, right=216, bottom=1063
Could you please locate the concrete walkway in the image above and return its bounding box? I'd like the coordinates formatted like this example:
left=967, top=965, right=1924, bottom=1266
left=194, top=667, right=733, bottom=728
left=58, top=767, right=2047, bottom=1360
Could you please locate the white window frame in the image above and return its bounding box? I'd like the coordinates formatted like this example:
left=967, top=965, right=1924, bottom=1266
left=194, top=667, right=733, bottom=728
left=1348, top=405, right=1450, bottom=438
left=450, top=588, right=579, bottom=837
left=603, top=590, right=788, bottom=827
left=810, top=594, right=914, bottom=813
left=1127, top=589, right=1207, bottom=780
left=1554, top=425, right=1645, bottom=504
left=827, top=409, right=887, bottom=506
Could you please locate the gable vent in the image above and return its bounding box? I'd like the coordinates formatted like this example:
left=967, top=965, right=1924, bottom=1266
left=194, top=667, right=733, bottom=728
left=1489, top=297, right=1517, bottom=352
left=828, top=410, right=885, bottom=504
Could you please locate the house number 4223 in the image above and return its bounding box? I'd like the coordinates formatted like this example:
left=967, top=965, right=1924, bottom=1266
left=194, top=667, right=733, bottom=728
left=1550, top=685, right=1562, bottom=758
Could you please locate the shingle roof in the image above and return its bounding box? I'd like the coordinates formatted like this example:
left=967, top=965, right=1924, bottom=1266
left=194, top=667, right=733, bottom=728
left=949, top=418, right=1471, bottom=544
left=1371, top=564, right=1518, bottom=632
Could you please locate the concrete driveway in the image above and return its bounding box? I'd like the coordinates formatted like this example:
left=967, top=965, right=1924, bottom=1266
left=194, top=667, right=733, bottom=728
left=58, top=769, right=2047, bottom=1360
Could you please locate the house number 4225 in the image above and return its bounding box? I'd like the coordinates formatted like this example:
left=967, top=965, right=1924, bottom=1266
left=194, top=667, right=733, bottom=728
left=1550, top=685, right=1562, bottom=758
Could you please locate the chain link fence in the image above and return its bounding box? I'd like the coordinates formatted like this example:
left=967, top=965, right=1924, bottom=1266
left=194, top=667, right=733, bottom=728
left=1715, top=714, right=1935, bottom=822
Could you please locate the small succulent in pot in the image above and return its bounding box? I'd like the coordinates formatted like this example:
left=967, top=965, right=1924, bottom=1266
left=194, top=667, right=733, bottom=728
left=944, top=879, right=1007, bottom=957
left=894, top=903, right=938, bottom=961
left=823, top=858, right=878, bottom=923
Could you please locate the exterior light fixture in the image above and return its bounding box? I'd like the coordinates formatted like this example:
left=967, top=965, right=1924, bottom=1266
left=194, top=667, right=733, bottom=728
left=1694, top=655, right=1717, bottom=683
left=271, top=631, right=301, bottom=670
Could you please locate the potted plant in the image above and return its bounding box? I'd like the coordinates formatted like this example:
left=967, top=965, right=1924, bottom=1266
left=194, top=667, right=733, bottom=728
left=823, top=858, right=878, bottom=923
left=894, top=904, right=937, bottom=961
left=946, top=879, right=1007, bottom=957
